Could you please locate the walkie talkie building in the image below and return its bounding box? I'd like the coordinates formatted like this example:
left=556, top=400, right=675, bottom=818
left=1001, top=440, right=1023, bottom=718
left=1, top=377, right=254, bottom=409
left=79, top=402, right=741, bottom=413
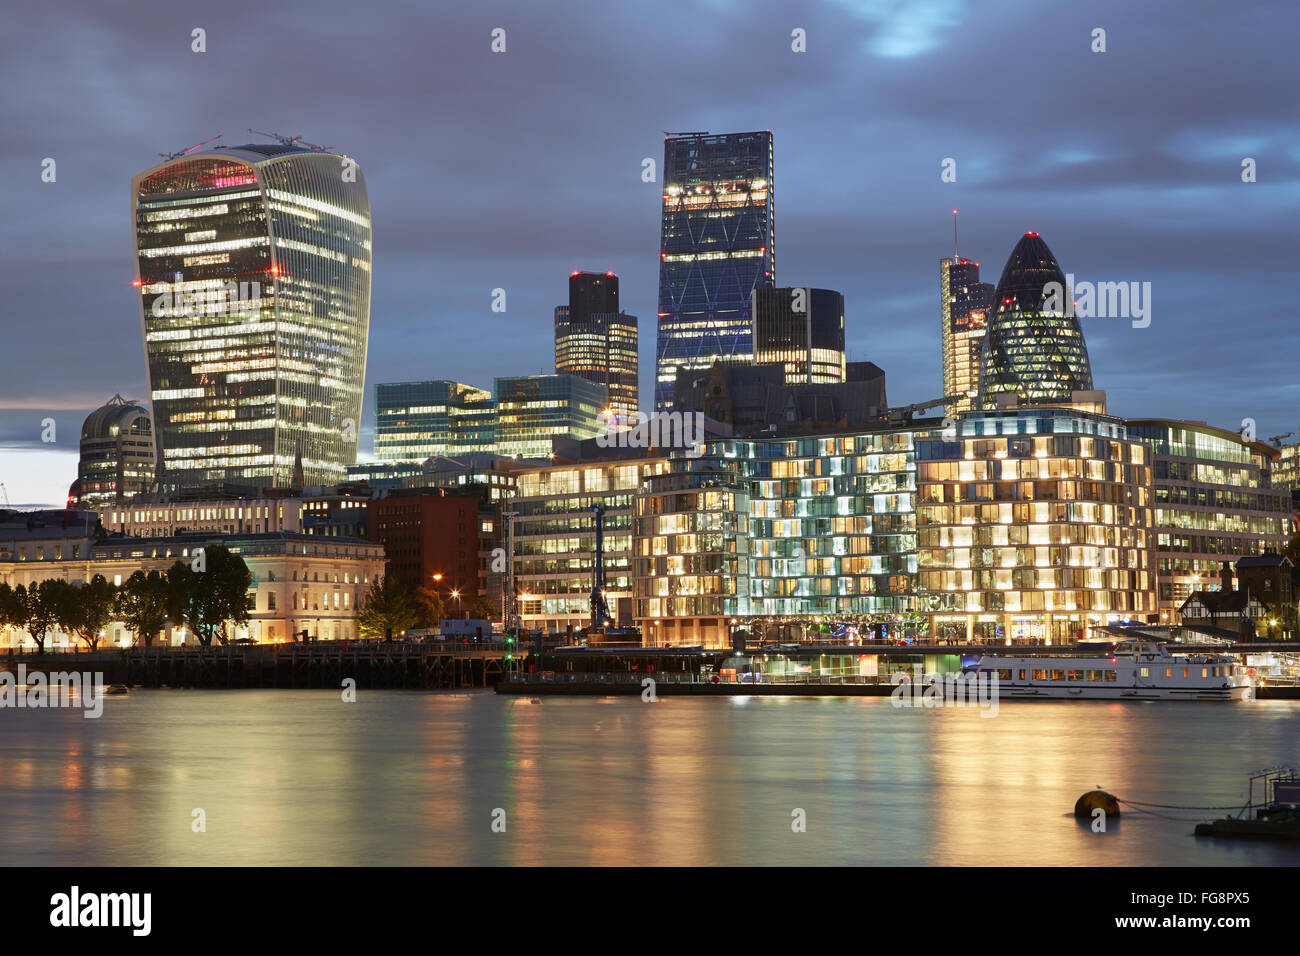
left=655, top=131, right=775, bottom=410
left=131, top=143, right=371, bottom=491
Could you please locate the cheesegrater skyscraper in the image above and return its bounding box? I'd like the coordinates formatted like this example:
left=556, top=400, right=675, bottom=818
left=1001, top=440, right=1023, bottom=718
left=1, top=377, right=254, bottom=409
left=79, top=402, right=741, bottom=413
left=655, top=131, right=775, bottom=410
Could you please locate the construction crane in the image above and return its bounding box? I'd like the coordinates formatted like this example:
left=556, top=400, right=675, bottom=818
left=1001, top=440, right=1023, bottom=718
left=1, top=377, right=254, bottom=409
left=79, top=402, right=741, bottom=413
left=589, top=504, right=612, bottom=629
left=1268, top=432, right=1293, bottom=446
left=884, top=396, right=967, bottom=424
left=159, top=134, right=222, bottom=161
left=0, top=482, right=10, bottom=507
left=248, top=129, right=333, bottom=152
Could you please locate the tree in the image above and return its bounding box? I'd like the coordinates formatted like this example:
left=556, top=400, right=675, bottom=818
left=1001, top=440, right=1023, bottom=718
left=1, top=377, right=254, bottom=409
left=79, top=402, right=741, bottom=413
left=166, top=545, right=252, bottom=646
left=413, top=584, right=445, bottom=628
left=65, top=575, right=117, bottom=651
left=358, top=575, right=417, bottom=640
left=470, top=595, right=499, bottom=621
left=0, top=583, right=18, bottom=647
left=11, top=584, right=54, bottom=653
left=116, top=570, right=170, bottom=647
left=39, top=579, right=79, bottom=652
left=1284, top=532, right=1300, bottom=567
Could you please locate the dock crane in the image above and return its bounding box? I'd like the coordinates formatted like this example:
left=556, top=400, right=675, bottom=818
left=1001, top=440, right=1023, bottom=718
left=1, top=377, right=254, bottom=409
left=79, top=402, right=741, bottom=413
left=589, top=504, right=611, bottom=629
left=884, top=395, right=967, bottom=424
left=158, top=134, right=222, bottom=161
left=248, top=129, right=334, bottom=152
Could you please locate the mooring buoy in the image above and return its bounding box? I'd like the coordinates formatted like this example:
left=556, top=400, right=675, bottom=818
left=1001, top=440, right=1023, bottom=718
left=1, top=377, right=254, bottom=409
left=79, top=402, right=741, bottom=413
left=1074, top=789, right=1120, bottom=818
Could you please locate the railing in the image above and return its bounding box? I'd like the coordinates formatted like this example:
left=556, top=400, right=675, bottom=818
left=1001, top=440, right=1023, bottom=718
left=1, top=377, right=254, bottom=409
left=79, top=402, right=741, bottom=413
left=507, top=671, right=900, bottom=686
left=3, top=639, right=513, bottom=657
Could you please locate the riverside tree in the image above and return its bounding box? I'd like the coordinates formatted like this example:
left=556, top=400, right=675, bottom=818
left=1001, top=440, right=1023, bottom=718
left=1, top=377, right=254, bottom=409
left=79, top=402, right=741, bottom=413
left=470, top=595, right=499, bottom=621
left=166, top=546, right=252, bottom=646
left=116, top=570, right=170, bottom=647
left=413, top=583, right=445, bottom=628
left=11, top=583, right=57, bottom=653
left=65, top=574, right=118, bottom=651
left=358, top=574, right=417, bottom=640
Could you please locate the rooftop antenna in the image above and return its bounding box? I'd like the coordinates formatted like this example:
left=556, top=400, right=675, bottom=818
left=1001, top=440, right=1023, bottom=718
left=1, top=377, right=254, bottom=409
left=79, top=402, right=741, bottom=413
left=953, top=209, right=959, bottom=260
left=159, top=134, right=222, bottom=161
left=248, top=129, right=333, bottom=152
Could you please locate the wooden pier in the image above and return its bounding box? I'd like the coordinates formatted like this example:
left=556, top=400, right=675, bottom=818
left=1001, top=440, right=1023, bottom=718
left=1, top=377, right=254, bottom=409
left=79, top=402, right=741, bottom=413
left=2, top=640, right=513, bottom=690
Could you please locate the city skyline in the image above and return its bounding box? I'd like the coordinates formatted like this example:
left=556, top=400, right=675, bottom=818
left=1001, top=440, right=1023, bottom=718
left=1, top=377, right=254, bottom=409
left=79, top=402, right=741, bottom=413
left=3, top=0, right=1298, bottom=505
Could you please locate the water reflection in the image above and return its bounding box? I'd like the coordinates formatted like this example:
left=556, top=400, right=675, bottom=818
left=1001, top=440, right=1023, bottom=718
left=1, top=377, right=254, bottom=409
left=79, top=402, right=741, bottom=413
left=0, top=691, right=1296, bottom=866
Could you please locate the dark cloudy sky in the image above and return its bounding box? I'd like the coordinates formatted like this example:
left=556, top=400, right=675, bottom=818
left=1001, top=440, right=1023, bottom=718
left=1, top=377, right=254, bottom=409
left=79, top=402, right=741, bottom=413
left=1, top=0, right=1297, bottom=505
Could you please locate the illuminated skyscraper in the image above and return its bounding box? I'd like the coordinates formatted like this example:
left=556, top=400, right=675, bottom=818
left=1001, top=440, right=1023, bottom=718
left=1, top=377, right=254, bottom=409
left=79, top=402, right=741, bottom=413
left=132, top=143, right=371, bottom=491
left=555, top=272, right=639, bottom=416
left=940, top=257, right=993, bottom=415
left=655, top=131, right=775, bottom=410
left=979, top=232, right=1092, bottom=406
left=68, top=395, right=155, bottom=511
left=752, top=286, right=845, bottom=385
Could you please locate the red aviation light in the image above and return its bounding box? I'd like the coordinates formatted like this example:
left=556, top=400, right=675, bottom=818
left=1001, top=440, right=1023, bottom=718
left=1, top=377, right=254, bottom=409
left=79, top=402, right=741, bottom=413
left=132, top=279, right=144, bottom=287
left=1026, top=231, right=1039, bottom=237
left=571, top=271, right=580, bottom=276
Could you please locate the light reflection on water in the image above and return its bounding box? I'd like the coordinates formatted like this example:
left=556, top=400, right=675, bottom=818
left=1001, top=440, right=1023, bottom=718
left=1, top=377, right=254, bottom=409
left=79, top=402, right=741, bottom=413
left=0, top=690, right=1297, bottom=866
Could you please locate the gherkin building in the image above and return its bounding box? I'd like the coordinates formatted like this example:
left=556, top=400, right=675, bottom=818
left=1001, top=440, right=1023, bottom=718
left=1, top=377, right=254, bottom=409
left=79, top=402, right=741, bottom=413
left=978, top=232, right=1092, bottom=405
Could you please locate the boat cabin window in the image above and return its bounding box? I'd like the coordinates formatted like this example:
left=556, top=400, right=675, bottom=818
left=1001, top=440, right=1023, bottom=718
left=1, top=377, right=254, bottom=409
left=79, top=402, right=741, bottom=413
left=1104, top=670, right=1117, bottom=682
left=1018, top=670, right=1026, bottom=681
left=1140, top=667, right=1149, bottom=677
left=1031, top=669, right=1047, bottom=680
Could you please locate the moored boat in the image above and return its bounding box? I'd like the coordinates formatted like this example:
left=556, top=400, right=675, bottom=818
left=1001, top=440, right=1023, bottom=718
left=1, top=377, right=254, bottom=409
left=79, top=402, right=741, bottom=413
left=962, top=640, right=1252, bottom=701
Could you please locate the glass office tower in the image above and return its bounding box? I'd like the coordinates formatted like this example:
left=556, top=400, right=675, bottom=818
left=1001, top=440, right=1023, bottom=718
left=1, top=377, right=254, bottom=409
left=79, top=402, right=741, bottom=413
left=494, top=374, right=607, bottom=459
left=979, top=232, right=1092, bottom=406
left=555, top=272, right=639, bottom=416
left=940, top=257, right=993, bottom=414
left=374, top=381, right=497, bottom=461
left=655, top=131, right=775, bottom=410
left=752, top=286, right=846, bottom=384
left=132, top=143, right=371, bottom=490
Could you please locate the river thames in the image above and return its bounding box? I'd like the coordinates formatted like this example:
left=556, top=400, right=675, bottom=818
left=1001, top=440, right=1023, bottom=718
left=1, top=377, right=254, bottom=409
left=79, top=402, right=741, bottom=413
left=1, top=690, right=1297, bottom=866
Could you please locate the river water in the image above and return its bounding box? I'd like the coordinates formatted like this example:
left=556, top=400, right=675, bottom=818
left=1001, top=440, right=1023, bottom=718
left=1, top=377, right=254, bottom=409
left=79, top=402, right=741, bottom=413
left=1, top=690, right=1297, bottom=866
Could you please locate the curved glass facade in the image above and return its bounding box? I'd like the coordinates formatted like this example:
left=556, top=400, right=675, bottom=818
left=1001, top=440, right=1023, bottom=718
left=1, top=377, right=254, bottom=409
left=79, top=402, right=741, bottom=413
left=73, top=397, right=155, bottom=510
left=133, top=145, right=371, bottom=491
left=752, top=287, right=846, bottom=384
left=979, top=233, right=1092, bottom=405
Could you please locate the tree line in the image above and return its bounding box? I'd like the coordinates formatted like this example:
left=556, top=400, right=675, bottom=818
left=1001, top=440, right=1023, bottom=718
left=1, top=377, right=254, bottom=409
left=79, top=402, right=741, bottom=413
left=0, top=545, right=252, bottom=652
left=357, top=571, right=500, bottom=640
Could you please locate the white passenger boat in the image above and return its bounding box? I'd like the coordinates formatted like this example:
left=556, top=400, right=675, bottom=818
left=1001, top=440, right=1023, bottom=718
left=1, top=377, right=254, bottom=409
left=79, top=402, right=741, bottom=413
left=963, top=641, right=1253, bottom=701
